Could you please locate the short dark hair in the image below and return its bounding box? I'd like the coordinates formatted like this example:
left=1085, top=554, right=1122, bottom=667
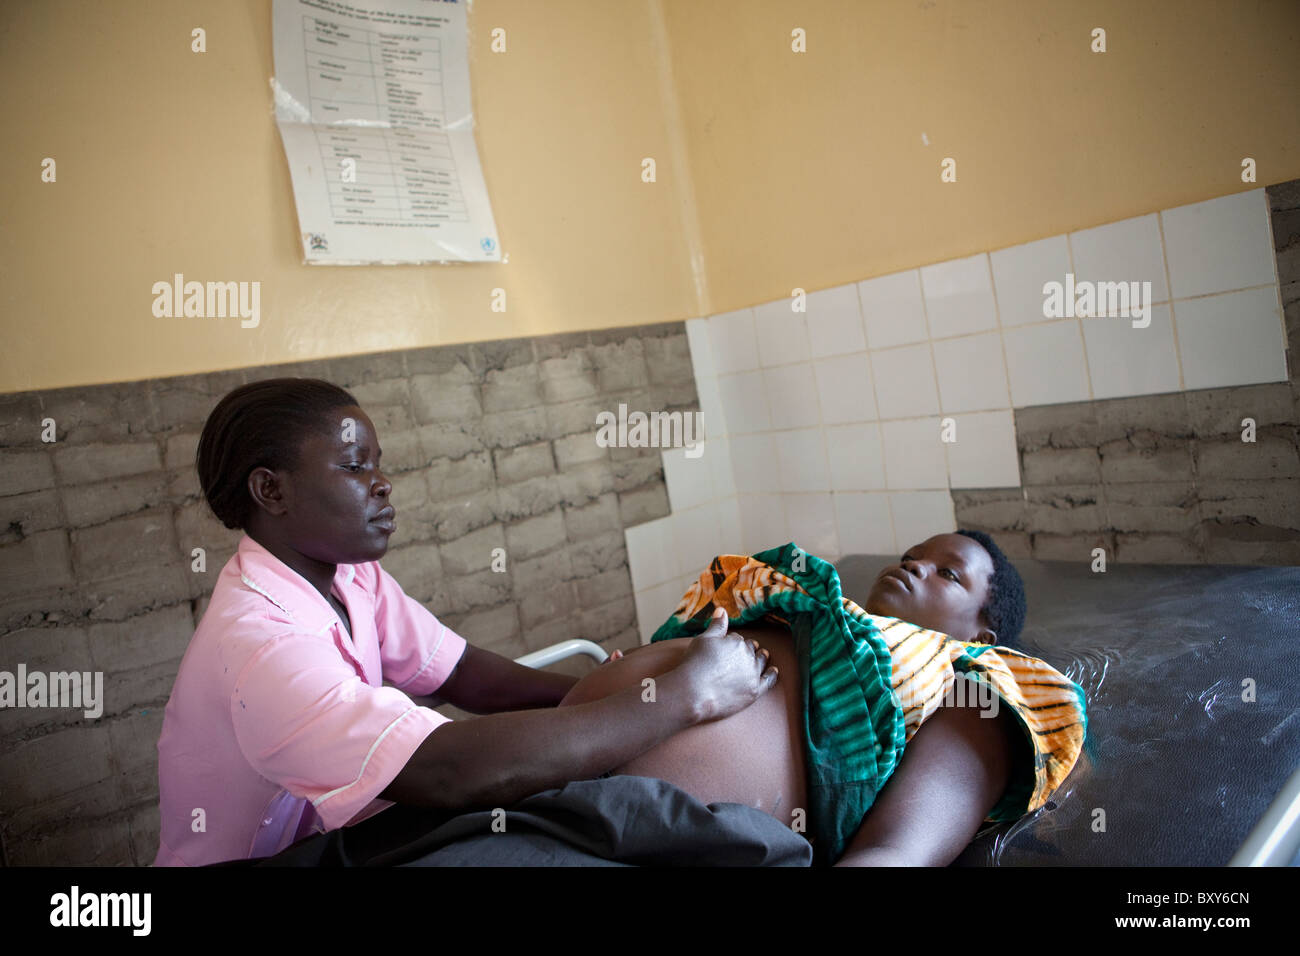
left=955, top=529, right=1026, bottom=649
left=196, top=378, right=359, bottom=529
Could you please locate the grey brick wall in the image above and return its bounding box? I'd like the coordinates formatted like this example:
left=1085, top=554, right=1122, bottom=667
left=0, top=322, right=694, bottom=865
left=954, top=180, right=1300, bottom=564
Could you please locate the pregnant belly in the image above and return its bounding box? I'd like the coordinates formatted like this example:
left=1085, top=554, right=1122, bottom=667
left=558, top=622, right=807, bottom=824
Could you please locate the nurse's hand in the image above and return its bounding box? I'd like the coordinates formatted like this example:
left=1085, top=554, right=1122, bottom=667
left=676, top=608, right=779, bottom=722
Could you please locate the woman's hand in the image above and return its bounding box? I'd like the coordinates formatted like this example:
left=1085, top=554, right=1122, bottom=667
left=675, top=608, right=780, bottom=722
left=384, top=607, right=779, bottom=811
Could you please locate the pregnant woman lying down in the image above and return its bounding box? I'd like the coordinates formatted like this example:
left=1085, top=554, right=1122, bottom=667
left=559, top=532, right=1088, bottom=867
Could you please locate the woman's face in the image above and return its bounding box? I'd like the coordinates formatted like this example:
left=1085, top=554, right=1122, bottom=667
left=864, top=533, right=995, bottom=642
left=273, top=405, right=396, bottom=566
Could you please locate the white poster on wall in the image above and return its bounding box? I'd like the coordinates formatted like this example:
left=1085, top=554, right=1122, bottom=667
left=271, top=0, right=500, bottom=264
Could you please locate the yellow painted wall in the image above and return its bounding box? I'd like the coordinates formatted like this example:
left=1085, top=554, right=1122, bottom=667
left=2, top=0, right=1297, bottom=393
left=0, top=0, right=700, bottom=393
left=663, top=0, right=1300, bottom=313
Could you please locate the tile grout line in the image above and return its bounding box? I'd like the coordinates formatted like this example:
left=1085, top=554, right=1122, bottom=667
left=984, top=250, right=1020, bottom=493
left=856, top=278, right=892, bottom=548
left=1064, top=230, right=1097, bottom=404
left=793, top=295, right=835, bottom=543
left=1156, top=210, right=1187, bottom=393
left=918, top=266, right=953, bottom=520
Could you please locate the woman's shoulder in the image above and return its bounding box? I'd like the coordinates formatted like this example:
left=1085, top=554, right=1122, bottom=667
left=190, top=559, right=315, bottom=659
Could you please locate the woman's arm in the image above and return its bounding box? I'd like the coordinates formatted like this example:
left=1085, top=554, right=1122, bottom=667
left=429, top=643, right=580, bottom=713
left=834, top=679, right=1020, bottom=867
left=380, top=611, right=781, bottom=812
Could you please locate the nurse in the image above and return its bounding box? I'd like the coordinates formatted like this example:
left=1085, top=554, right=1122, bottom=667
left=154, top=378, right=776, bottom=867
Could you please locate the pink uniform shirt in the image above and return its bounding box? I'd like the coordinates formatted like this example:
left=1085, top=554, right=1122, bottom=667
left=154, top=535, right=467, bottom=867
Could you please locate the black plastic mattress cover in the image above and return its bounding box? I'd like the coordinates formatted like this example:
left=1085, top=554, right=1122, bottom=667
left=833, top=554, right=1300, bottom=867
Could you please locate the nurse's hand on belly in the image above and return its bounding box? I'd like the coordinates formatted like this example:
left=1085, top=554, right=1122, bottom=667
left=559, top=622, right=807, bottom=817
left=677, top=629, right=779, bottom=721
left=563, top=630, right=777, bottom=717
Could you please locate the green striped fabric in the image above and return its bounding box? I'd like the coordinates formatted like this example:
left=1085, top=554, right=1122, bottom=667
left=650, top=542, right=905, bottom=865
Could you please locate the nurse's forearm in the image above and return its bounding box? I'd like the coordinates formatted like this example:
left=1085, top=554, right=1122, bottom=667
left=378, top=670, right=706, bottom=810
left=433, top=643, right=579, bottom=713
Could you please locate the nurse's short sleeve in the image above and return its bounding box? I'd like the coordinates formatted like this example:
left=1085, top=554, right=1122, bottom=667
left=230, top=632, right=451, bottom=830
left=366, top=561, right=468, bottom=696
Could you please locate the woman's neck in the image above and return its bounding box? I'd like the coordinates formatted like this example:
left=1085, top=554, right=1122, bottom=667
left=247, top=529, right=338, bottom=604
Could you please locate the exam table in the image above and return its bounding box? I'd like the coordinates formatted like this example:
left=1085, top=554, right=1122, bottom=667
left=833, top=554, right=1300, bottom=867
left=528, top=555, right=1300, bottom=866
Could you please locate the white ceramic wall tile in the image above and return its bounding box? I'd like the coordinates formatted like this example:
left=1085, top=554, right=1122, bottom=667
left=870, top=344, right=941, bottom=419
left=990, top=234, right=1073, bottom=328
left=658, top=578, right=687, bottom=619
left=695, top=372, right=727, bottom=440
left=1161, top=189, right=1276, bottom=300
left=806, top=284, right=868, bottom=358
left=826, top=423, right=887, bottom=491
left=880, top=417, right=949, bottom=490
left=889, top=491, right=957, bottom=548
left=1002, top=320, right=1092, bottom=407
left=704, top=437, right=736, bottom=500
left=753, top=299, right=811, bottom=367
left=661, top=447, right=713, bottom=513
left=685, top=191, right=1285, bottom=574
left=1175, top=286, right=1288, bottom=390
left=833, top=492, right=896, bottom=555
left=633, top=587, right=660, bottom=643
left=717, top=496, right=743, bottom=553
left=774, top=427, right=830, bottom=492
left=671, top=505, right=722, bottom=577
left=858, top=269, right=929, bottom=349
left=717, top=370, right=772, bottom=434
left=763, top=363, right=821, bottom=429
left=625, top=516, right=678, bottom=591
left=945, top=410, right=1021, bottom=488
left=921, top=253, right=998, bottom=340
left=783, top=493, right=839, bottom=558
left=1081, top=304, right=1181, bottom=399
left=813, top=353, right=877, bottom=424
left=708, top=308, right=760, bottom=374
left=685, top=318, right=716, bottom=380
left=931, top=331, right=1011, bottom=413
left=1068, top=213, right=1170, bottom=304
left=635, top=579, right=687, bottom=643
left=740, top=494, right=789, bottom=554
left=729, top=432, right=779, bottom=493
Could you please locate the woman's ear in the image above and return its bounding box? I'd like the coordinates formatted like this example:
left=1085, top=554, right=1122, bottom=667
left=247, top=466, right=289, bottom=518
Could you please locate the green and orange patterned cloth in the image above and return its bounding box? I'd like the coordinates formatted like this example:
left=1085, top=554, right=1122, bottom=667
left=650, top=543, right=1089, bottom=865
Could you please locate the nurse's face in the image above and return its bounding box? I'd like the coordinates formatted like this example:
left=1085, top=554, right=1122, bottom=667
left=864, top=533, right=995, bottom=643
left=275, top=406, right=397, bottom=565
